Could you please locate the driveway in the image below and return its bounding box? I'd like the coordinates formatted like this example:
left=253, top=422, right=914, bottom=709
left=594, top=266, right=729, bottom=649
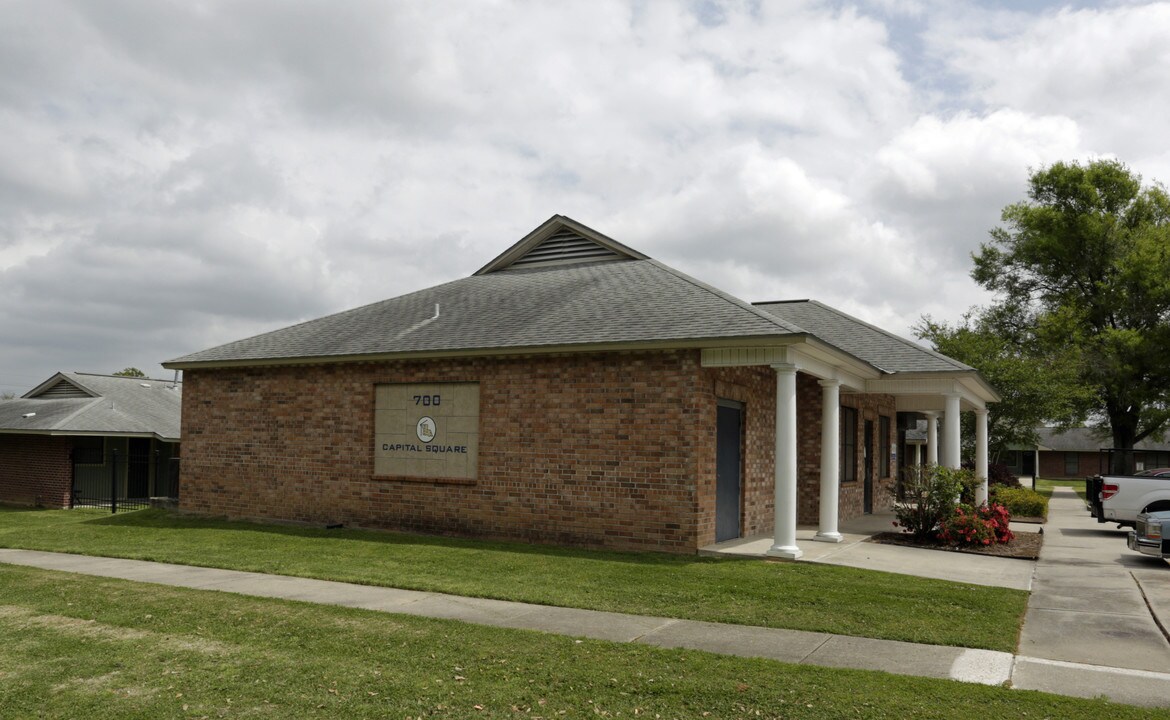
left=1012, top=487, right=1170, bottom=703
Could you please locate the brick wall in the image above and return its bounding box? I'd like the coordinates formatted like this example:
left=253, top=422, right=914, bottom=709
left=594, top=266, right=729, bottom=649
left=839, top=392, right=898, bottom=521
left=181, top=350, right=718, bottom=553
left=1038, top=451, right=1101, bottom=479
left=794, top=382, right=897, bottom=525
left=179, top=352, right=900, bottom=552
left=699, top=365, right=776, bottom=545
left=0, top=434, right=73, bottom=508
left=795, top=373, right=823, bottom=525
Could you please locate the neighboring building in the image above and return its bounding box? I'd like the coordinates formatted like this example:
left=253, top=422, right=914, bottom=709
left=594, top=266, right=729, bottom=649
left=164, top=216, right=998, bottom=555
left=1010, top=427, right=1170, bottom=479
left=0, top=372, right=182, bottom=508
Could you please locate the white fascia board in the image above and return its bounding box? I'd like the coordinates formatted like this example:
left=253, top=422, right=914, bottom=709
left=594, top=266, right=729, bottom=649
left=882, top=378, right=989, bottom=412
left=700, top=340, right=876, bottom=391
left=876, top=371, right=999, bottom=403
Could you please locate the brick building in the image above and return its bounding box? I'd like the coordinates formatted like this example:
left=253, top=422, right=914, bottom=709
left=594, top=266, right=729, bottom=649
left=1006, top=426, right=1170, bottom=480
left=165, top=216, right=998, bottom=556
left=0, top=372, right=181, bottom=508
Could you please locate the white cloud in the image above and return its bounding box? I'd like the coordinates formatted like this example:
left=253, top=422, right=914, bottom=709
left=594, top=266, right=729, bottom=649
left=0, top=0, right=1167, bottom=389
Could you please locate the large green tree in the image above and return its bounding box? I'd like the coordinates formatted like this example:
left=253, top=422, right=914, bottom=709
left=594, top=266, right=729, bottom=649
left=915, top=304, right=1091, bottom=462
left=972, top=159, right=1170, bottom=470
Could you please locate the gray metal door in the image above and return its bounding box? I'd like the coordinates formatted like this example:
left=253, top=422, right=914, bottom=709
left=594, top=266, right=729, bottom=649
left=864, top=420, right=874, bottom=514
left=716, top=402, right=743, bottom=542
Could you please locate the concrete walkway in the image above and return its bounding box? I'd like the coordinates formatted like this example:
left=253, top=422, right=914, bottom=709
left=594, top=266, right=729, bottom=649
left=2, top=491, right=1169, bottom=707
left=1011, top=487, right=1170, bottom=704
left=701, top=510, right=1038, bottom=590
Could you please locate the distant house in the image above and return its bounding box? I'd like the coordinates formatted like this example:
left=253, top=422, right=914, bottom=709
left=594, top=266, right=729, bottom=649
left=0, top=372, right=182, bottom=508
left=164, top=215, right=998, bottom=556
left=1007, top=426, right=1170, bottom=479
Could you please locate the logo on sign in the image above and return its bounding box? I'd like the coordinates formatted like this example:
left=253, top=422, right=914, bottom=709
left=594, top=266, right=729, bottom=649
left=416, top=416, right=436, bottom=443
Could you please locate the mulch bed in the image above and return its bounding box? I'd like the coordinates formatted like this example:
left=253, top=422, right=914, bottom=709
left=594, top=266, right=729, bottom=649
left=867, top=530, right=1044, bottom=560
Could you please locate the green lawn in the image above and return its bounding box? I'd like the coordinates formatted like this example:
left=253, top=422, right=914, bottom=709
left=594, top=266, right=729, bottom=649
left=0, top=507, right=1027, bottom=651
left=1033, top=477, right=1087, bottom=501
left=0, top=565, right=1157, bottom=720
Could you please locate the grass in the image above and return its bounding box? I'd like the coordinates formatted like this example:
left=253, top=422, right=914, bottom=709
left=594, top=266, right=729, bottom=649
left=0, top=564, right=1160, bottom=720
left=0, top=507, right=1027, bottom=651
left=1033, top=477, right=1087, bottom=501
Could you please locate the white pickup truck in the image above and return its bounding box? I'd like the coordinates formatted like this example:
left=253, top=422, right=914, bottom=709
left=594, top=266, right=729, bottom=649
left=1087, top=468, right=1170, bottom=529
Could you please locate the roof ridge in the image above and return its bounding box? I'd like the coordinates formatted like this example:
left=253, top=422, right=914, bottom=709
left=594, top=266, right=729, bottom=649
left=74, top=372, right=181, bottom=384
left=49, top=396, right=103, bottom=431
left=648, top=260, right=807, bottom=335
left=164, top=280, right=462, bottom=364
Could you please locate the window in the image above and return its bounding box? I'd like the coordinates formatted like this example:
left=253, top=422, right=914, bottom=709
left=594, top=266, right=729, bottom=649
left=73, top=437, right=104, bottom=464
left=879, top=415, right=891, bottom=477
left=1064, top=452, right=1080, bottom=477
left=840, top=407, right=857, bottom=483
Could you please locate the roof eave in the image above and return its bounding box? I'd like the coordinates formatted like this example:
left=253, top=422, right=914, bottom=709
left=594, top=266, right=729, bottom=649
left=0, top=429, right=180, bottom=442
left=162, top=334, right=811, bottom=371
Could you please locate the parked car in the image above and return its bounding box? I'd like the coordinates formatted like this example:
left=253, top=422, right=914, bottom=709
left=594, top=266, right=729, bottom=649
left=1127, top=509, right=1170, bottom=560
left=1087, top=465, right=1170, bottom=529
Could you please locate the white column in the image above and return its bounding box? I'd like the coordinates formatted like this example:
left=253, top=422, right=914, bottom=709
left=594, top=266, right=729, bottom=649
left=943, top=394, right=961, bottom=469
left=975, top=409, right=989, bottom=505
left=815, top=379, right=842, bottom=543
left=768, top=363, right=802, bottom=559
left=924, top=412, right=939, bottom=466
left=1033, top=449, right=1040, bottom=490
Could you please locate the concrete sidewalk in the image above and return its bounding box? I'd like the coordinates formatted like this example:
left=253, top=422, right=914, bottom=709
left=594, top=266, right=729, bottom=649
left=2, top=494, right=1170, bottom=707
left=2, top=539, right=1169, bottom=707
left=0, top=547, right=1011, bottom=685
left=1012, top=487, right=1170, bottom=705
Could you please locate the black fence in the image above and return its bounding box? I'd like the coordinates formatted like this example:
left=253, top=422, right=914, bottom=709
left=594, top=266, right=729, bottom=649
left=71, top=447, right=180, bottom=513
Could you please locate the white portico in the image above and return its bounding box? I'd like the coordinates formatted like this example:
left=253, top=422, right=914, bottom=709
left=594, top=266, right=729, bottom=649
left=704, top=300, right=1000, bottom=559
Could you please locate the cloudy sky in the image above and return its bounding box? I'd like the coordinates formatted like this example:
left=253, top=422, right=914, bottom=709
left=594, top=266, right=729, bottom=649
left=2, top=0, right=1168, bottom=392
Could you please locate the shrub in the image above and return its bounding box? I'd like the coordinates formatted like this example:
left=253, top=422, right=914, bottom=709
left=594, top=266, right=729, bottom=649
left=991, top=486, right=1048, bottom=518
left=987, top=463, right=1020, bottom=488
left=937, top=502, right=1015, bottom=547
left=892, top=465, right=972, bottom=539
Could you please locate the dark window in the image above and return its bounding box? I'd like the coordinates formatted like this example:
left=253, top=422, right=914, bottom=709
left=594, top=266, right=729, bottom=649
left=1064, top=452, right=1079, bottom=476
left=73, top=437, right=104, bottom=464
left=841, top=407, right=858, bottom=483
left=879, top=415, right=891, bottom=477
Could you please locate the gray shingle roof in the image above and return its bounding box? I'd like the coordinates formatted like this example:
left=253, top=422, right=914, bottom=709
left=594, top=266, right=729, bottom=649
left=753, top=300, right=973, bottom=374
left=1036, top=426, right=1170, bottom=452
left=0, top=372, right=182, bottom=440
left=166, top=258, right=806, bottom=366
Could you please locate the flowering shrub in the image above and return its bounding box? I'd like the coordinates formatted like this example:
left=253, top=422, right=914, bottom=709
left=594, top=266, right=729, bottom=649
left=938, top=502, right=1015, bottom=547
left=892, top=465, right=970, bottom=538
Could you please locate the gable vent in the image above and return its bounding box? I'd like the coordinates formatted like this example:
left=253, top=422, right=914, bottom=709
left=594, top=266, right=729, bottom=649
left=37, top=380, right=91, bottom=399
left=508, top=229, right=624, bottom=269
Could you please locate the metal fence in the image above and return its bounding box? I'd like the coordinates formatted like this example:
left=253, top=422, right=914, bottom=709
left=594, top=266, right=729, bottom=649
left=71, top=447, right=179, bottom=513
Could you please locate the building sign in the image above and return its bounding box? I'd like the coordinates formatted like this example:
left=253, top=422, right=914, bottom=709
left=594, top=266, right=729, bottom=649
left=374, top=382, right=479, bottom=479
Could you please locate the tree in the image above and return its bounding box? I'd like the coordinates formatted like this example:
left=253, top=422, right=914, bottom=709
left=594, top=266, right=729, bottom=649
left=916, top=304, right=1092, bottom=461
left=972, top=159, right=1170, bottom=472
left=113, top=367, right=147, bottom=378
